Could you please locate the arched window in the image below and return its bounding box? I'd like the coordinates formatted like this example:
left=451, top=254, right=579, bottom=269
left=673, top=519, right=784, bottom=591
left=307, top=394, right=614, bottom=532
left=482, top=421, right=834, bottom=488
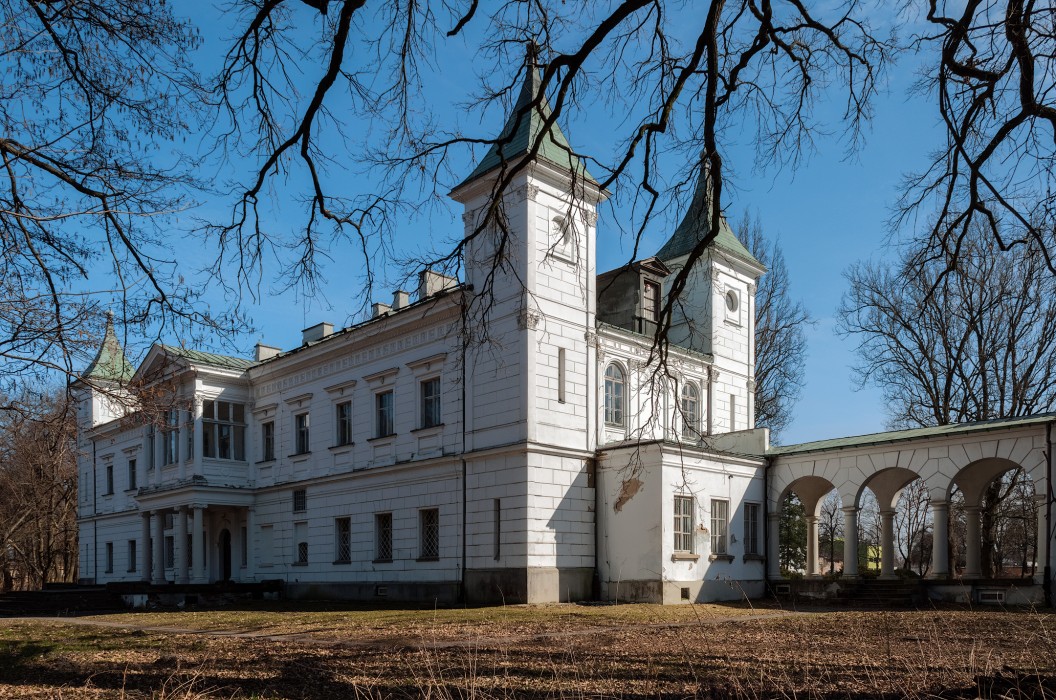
left=604, top=364, right=625, bottom=426
left=681, top=382, right=700, bottom=440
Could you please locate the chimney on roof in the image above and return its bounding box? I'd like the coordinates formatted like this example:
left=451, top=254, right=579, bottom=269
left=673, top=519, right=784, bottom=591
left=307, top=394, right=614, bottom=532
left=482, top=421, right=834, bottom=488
left=392, top=290, right=410, bottom=310
left=372, top=302, right=391, bottom=318
left=254, top=343, right=282, bottom=362
left=301, top=322, right=334, bottom=345
left=417, top=270, right=457, bottom=300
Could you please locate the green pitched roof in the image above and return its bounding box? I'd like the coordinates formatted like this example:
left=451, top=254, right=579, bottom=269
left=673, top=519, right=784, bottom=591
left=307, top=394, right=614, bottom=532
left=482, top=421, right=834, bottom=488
left=656, top=169, right=763, bottom=269
left=459, top=61, right=596, bottom=187
left=83, top=314, right=134, bottom=384
left=159, top=345, right=255, bottom=371
left=767, top=413, right=1056, bottom=457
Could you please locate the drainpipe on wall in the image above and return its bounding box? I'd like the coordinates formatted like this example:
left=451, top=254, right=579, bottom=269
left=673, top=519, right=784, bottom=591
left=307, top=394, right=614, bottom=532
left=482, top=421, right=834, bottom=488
left=92, top=437, right=97, bottom=584
left=763, top=453, right=771, bottom=592
left=1046, top=422, right=1053, bottom=606
left=459, top=298, right=469, bottom=605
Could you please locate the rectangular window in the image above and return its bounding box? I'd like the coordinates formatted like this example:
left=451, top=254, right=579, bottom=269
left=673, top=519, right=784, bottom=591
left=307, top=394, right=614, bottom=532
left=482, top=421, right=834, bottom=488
left=164, top=535, right=175, bottom=568
left=335, top=401, right=353, bottom=446
left=557, top=348, right=566, bottom=404
left=294, top=522, right=308, bottom=565
left=127, top=540, right=137, bottom=572
left=420, top=378, right=441, bottom=428
left=643, top=281, right=660, bottom=322
left=261, top=421, right=275, bottom=461
left=335, top=517, right=352, bottom=563
left=375, top=391, right=394, bottom=437
left=202, top=400, right=246, bottom=461
left=419, top=508, right=439, bottom=560
left=493, top=499, right=502, bottom=560
left=294, top=412, right=310, bottom=454
left=292, top=488, right=307, bottom=513
left=105, top=464, right=114, bottom=495
left=127, top=459, right=137, bottom=490
left=673, top=496, right=694, bottom=553
left=104, top=542, right=114, bottom=573
left=711, top=499, right=729, bottom=555
left=162, top=408, right=180, bottom=466
left=375, top=512, right=393, bottom=561
left=744, top=503, right=761, bottom=555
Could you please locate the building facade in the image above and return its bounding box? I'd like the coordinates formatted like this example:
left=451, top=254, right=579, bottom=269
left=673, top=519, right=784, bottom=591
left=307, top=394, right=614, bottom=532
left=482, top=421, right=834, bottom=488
left=76, top=60, right=1054, bottom=606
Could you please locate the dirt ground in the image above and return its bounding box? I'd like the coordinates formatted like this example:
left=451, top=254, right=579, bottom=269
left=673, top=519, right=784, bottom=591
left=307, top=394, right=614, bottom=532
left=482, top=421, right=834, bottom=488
left=1, top=602, right=1054, bottom=698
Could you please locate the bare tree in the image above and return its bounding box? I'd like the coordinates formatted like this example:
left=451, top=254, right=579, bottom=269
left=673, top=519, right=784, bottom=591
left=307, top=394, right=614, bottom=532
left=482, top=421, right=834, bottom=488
left=895, top=479, right=932, bottom=576
left=739, top=212, right=810, bottom=440
left=0, top=389, right=78, bottom=590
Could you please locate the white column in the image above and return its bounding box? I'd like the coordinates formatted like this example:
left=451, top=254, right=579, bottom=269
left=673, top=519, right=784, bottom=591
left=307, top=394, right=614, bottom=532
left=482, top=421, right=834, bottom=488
left=231, top=512, right=243, bottom=582
left=178, top=409, right=189, bottom=480
left=880, top=509, right=897, bottom=580
left=929, top=501, right=950, bottom=579
left=140, top=512, right=151, bottom=582
left=151, top=510, right=166, bottom=584
left=842, top=507, right=859, bottom=578
left=766, top=512, right=781, bottom=579
left=805, top=515, right=819, bottom=578
left=1036, top=495, right=1048, bottom=585
left=193, top=399, right=204, bottom=477
left=174, top=506, right=189, bottom=584
left=963, top=506, right=981, bottom=579
left=191, top=505, right=206, bottom=583
left=246, top=508, right=256, bottom=578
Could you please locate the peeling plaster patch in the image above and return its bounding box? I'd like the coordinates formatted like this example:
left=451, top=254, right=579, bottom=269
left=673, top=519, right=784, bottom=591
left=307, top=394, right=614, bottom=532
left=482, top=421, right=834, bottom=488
left=613, top=478, right=643, bottom=512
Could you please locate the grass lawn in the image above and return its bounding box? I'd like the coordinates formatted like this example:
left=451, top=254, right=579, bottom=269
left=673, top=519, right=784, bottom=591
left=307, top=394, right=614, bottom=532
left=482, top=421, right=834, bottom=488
left=0, top=602, right=1054, bottom=698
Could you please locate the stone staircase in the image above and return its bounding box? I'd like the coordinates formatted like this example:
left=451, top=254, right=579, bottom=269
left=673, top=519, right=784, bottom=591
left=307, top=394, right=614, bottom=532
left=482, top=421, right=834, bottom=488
left=0, top=586, right=126, bottom=616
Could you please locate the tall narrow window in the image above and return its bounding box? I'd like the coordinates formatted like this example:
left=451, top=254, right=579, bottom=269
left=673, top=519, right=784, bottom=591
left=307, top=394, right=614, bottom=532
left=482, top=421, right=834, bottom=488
left=104, top=542, right=114, bottom=573
left=127, top=540, right=137, bottom=572
left=127, top=459, right=137, bottom=490
left=375, top=513, right=393, bottom=562
left=493, top=499, right=502, bottom=560
left=335, top=517, right=352, bottom=563
left=419, top=508, right=439, bottom=560
left=557, top=348, right=566, bottom=404
left=163, top=408, right=180, bottom=465
left=294, top=412, right=310, bottom=454
left=729, top=394, right=737, bottom=431
left=643, top=281, right=660, bottom=322
left=376, top=390, right=394, bottom=437
left=604, top=364, right=625, bottom=426
left=681, top=383, right=700, bottom=440
left=420, top=378, right=441, bottom=428
left=294, top=522, right=308, bottom=564
left=292, top=489, right=307, bottom=513
left=673, top=496, right=694, bottom=553
left=104, top=464, right=114, bottom=495
left=744, top=503, right=760, bottom=555
left=202, top=400, right=246, bottom=461
left=336, top=401, right=353, bottom=446
left=261, top=420, right=275, bottom=461
left=164, top=535, right=175, bottom=568
left=711, top=499, right=729, bottom=555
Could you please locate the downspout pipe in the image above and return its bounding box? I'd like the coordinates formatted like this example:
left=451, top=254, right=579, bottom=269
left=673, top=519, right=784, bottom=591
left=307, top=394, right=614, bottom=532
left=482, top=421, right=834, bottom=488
left=1046, top=422, right=1053, bottom=606
left=763, top=453, right=771, bottom=592
left=459, top=296, right=469, bottom=605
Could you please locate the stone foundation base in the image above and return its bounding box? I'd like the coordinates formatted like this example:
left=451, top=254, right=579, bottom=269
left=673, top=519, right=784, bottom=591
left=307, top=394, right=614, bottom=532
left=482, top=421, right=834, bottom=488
left=604, top=578, right=764, bottom=604
left=464, top=567, right=594, bottom=604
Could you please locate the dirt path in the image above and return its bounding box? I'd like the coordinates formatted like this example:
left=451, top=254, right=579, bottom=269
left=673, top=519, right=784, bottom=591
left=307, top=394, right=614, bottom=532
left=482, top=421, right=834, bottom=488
left=3, top=608, right=806, bottom=651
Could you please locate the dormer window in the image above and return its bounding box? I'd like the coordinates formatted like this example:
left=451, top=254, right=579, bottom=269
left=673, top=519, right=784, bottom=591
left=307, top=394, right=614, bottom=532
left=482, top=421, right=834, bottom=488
left=643, top=281, right=660, bottom=322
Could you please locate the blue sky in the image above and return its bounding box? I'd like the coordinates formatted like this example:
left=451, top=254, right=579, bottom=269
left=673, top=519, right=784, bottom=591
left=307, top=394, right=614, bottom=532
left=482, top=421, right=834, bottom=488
left=151, top=3, right=941, bottom=446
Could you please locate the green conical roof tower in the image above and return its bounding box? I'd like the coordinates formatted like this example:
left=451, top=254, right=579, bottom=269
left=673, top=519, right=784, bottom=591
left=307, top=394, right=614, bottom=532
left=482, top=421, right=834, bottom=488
left=656, top=166, right=762, bottom=269
left=459, top=46, right=597, bottom=188
left=83, top=312, right=134, bottom=384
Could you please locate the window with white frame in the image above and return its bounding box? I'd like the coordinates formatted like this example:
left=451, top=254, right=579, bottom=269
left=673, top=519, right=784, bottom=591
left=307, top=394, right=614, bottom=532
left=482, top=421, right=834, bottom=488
left=375, top=512, right=393, bottom=561
left=104, top=463, right=114, bottom=495
left=724, top=286, right=741, bottom=324
left=681, top=382, right=700, bottom=440
left=643, top=281, right=660, bottom=322
left=294, top=412, right=310, bottom=454
left=673, top=496, right=694, bottom=553
left=375, top=390, right=394, bottom=437
left=711, top=499, right=729, bottom=555
left=261, top=420, right=275, bottom=461
left=335, top=401, right=353, bottom=446
left=162, top=408, right=180, bottom=465
left=127, top=459, right=137, bottom=490
left=604, top=363, right=626, bottom=426
left=292, top=488, right=307, bottom=513
left=334, top=517, right=351, bottom=563
left=202, top=400, right=246, bottom=461
left=420, top=378, right=441, bottom=428
left=127, top=539, right=137, bottom=572
left=744, top=502, right=761, bottom=555
left=419, top=508, right=439, bottom=560
left=104, top=542, right=114, bottom=573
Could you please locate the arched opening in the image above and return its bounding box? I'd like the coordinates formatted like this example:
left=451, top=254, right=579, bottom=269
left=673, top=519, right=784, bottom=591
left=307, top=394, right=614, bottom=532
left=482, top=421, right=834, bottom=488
left=857, top=468, right=930, bottom=579
left=777, top=476, right=837, bottom=578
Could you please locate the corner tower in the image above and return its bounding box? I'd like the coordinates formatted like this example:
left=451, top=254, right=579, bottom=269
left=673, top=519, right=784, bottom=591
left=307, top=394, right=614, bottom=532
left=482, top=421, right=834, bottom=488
left=656, top=169, right=765, bottom=433
left=75, top=312, right=135, bottom=429
left=450, top=51, right=607, bottom=603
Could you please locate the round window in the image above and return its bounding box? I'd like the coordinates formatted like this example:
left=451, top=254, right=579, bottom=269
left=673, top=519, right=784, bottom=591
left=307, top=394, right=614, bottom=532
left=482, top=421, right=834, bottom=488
left=725, top=289, right=739, bottom=312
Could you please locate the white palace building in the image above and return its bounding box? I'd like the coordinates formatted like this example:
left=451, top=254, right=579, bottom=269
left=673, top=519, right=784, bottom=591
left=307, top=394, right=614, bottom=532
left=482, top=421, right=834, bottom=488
left=76, top=64, right=1055, bottom=606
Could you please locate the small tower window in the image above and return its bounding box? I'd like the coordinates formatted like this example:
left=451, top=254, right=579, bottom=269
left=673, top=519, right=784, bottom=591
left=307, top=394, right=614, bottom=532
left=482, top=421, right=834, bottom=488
left=725, top=288, right=741, bottom=324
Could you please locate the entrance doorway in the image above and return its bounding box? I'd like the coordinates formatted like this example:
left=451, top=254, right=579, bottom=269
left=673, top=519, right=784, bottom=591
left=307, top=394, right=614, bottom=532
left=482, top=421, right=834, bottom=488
left=220, top=529, right=232, bottom=581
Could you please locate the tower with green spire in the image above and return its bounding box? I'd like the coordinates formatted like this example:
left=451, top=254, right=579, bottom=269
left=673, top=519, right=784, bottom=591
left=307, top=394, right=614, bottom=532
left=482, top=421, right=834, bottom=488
left=75, top=312, right=135, bottom=429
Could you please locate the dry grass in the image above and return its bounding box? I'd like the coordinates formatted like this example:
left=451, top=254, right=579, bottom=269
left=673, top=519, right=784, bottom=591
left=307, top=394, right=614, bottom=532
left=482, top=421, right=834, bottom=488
left=0, top=603, right=1054, bottom=698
